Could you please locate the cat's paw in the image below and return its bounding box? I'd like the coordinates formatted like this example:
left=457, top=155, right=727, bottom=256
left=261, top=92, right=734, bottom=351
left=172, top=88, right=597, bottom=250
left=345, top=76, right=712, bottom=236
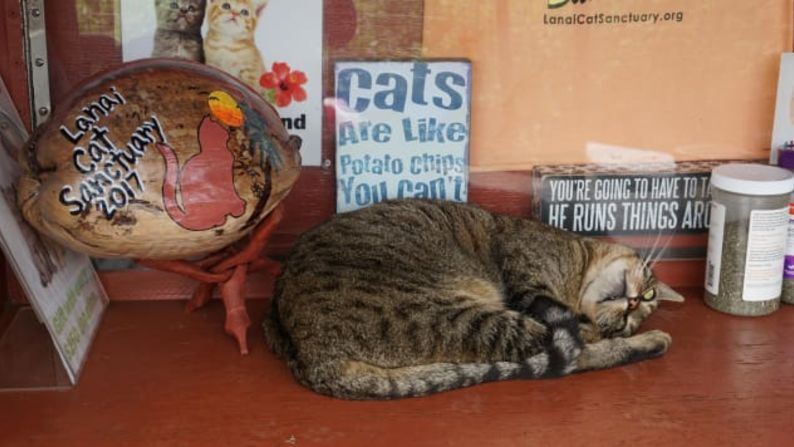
left=578, top=321, right=602, bottom=343
left=627, top=329, right=672, bottom=358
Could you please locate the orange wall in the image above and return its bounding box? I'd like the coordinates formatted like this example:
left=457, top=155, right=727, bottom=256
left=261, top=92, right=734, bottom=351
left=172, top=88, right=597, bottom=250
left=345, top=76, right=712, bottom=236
left=424, top=0, right=793, bottom=170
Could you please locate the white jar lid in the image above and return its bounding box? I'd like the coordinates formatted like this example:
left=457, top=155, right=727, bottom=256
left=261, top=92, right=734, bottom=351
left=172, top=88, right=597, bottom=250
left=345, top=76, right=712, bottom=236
left=711, top=163, right=794, bottom=195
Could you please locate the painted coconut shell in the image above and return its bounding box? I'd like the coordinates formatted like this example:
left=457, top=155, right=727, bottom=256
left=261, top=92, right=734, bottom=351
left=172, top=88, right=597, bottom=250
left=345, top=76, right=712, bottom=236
left=17, top=59, right=302, bottom=260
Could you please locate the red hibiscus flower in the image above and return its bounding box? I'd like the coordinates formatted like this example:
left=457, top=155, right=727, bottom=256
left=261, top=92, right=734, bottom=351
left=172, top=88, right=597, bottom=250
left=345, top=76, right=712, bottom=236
left=259, top=62, right=308, bottom=107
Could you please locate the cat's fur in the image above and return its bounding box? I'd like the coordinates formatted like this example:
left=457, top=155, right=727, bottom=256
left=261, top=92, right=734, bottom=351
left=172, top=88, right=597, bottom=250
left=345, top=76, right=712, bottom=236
left=152, top=0, right=207, bottom=63
left=204, top=0, right=268, bottom=91
left=263, top=200, right=684, bottom=400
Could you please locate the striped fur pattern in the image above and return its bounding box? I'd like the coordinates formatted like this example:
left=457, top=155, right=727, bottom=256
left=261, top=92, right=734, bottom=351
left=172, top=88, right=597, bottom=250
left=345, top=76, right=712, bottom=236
left=263, top=200, right=680, bottom=399
left=204, top=0, right=268, bottom=91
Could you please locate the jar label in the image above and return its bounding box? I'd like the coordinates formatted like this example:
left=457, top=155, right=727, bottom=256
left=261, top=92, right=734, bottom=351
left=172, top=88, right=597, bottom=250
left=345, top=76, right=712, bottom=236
left=705, top=201, right=725, bottom=295
left=785, top=202, right=794, bottom=279
left=742, top=207, right=789, bottom=301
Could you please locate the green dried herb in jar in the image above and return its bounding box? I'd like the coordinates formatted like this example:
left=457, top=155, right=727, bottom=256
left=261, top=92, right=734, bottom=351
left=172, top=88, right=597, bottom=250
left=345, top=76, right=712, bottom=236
left=705, top=164, right=794, bottom=316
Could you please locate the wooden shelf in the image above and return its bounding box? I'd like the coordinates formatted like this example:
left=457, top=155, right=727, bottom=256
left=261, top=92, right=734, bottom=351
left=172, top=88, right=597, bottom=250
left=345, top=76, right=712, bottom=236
left=1, top=288, right=793, bottom=446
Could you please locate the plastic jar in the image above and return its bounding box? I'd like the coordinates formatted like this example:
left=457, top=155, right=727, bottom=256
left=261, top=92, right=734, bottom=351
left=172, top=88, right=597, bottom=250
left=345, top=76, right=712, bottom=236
left=704, top=163, right=794, bottom=316
left=776, top=149, right=794, bottom=304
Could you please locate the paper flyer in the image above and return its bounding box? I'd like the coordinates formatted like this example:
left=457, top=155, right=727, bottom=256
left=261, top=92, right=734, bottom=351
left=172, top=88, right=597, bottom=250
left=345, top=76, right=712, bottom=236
left=0, top=77, right=107, bottom=384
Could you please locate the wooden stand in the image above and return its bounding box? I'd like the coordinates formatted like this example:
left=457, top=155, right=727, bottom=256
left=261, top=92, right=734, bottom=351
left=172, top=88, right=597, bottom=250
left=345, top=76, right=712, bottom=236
left=136, top=205, right=285, bottom=354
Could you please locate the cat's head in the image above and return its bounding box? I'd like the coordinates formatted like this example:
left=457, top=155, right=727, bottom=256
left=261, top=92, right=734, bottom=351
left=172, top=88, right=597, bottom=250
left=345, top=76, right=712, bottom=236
left=155, top=0, right=207, bottom=32
left=578, top=241, right=683, bottom=337
left=207, top=0, right=268, bottom=38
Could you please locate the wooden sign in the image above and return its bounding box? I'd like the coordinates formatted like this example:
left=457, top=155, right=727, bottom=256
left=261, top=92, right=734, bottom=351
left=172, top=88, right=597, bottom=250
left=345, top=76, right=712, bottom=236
left=533, top=162, right=717, bottom=237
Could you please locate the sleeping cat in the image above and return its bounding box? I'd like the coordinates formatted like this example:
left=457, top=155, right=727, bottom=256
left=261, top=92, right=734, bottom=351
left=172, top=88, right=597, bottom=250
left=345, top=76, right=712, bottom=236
left=263, top=199, right=684, bottom=400
left=152, top=0, right=207, bottom=62
left=204, top=0, right=269, bottom=92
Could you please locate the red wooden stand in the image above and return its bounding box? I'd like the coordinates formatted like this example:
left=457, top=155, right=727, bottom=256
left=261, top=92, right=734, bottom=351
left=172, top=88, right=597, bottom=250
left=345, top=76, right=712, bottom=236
left=136, top=205, right=285, bottom=354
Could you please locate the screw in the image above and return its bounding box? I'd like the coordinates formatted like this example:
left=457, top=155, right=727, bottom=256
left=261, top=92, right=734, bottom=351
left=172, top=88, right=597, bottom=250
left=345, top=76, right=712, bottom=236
left=38, top=106, right=49, bottom=116
left=31, top=8, right=40, bottom=17
left=322, top=159, right=332, bottom=168
left=35, top=58, right=45, bottom=67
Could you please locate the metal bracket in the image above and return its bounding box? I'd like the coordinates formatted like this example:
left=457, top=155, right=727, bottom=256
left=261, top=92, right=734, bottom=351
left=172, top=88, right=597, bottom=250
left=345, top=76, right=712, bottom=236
left=20, top=0, right=51, bottom=129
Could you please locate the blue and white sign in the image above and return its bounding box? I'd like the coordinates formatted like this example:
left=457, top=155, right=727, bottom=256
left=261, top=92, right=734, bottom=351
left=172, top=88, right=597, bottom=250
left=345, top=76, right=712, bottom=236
left=334, top=61, right=471, bottom=213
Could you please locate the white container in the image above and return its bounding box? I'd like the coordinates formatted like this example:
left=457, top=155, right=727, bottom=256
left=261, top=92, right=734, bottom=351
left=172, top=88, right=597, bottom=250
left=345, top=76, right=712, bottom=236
left=704, top=163, right=794, bottom=316
left=775, top=149, right=794, bottom=304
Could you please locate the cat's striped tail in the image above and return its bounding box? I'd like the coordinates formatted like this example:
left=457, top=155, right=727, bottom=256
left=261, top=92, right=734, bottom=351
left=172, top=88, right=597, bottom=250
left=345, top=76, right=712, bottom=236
left=262, top=299, right=583, bottom=399
left=287, top=328, right=671, bottom=400
left=307, top=355, right=564, bottom=400
left=263, top=297, right=671, bottom=400
left=267, top=326, right=585, bottom=400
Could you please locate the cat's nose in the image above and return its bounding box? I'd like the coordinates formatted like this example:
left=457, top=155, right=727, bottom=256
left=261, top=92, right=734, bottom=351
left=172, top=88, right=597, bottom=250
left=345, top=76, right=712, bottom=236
left=627, top=298, right=639, bottom=311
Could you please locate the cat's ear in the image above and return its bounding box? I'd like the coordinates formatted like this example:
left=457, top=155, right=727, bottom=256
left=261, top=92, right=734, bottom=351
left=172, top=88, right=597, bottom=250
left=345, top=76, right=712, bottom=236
left=256, top=0, right=269, bottom=16
left=655, top=281, right=684, bottom=302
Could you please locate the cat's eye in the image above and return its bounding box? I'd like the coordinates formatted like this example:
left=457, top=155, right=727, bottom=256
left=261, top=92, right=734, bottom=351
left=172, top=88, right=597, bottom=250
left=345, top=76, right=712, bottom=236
left=241, top=8, right=249, bottom=16
left=170, top=2, right=178, bottom=8
left=222, top=2, right=231, bottom=9
left=641, top=288, right=656, bottom=301
left=188, top=5, right=195, bottom=12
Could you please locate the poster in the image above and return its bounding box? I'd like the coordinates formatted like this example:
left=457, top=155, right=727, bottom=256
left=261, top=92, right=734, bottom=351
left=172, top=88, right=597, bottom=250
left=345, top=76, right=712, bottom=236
left=423, top=0, right=792, bottom=170
left=120, top=0, right=323, bottom=166
left=334, top=60, right=471, bottom=213
left=0, top=77, right=107, bottom=384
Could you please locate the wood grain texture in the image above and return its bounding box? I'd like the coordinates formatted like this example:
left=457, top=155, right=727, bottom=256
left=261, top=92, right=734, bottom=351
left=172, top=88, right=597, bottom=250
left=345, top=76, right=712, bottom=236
left=100, top=269, right=274, bottom=301
left=0, top=255, right=11, bottom=333
left=44, top=0, right=122, bottom=103
left=0, top=306, right=70, bottom=390
left=1, top=289, right=793, bottom=446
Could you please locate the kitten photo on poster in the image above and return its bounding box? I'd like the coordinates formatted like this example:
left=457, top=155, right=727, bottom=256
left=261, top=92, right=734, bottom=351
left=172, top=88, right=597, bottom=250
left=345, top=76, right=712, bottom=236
left=204, top=0, right=269, bottom=93
left=151, top=0, right=208, bottom=62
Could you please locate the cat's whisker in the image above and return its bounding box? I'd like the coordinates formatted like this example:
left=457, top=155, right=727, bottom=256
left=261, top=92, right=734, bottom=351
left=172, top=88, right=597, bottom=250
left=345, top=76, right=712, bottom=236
left=639, top=226, right=657, bottom=265
left=648, top=232, right=673, bottom=268
left=640, top=235, right=655, bottom=268
left=642, top=229, right=665, bottom=270
left=651, top=230, right=668, bottom=262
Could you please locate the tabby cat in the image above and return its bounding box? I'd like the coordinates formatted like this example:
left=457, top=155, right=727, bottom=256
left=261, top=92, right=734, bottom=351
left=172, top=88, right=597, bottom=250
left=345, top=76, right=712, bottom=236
left=263, top=199, right=684, bottom=400
left=152, top=0, right=207, bottom=63
left=204, top=0, right=268, bottom=91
